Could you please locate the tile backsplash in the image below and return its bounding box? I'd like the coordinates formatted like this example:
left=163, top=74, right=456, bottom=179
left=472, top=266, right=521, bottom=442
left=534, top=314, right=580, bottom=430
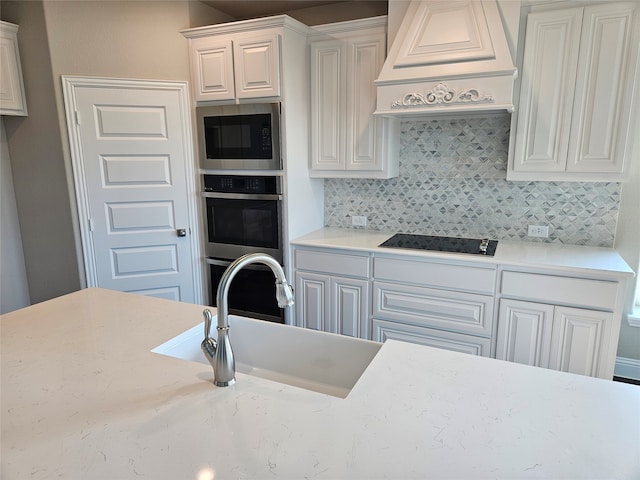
left=324, top=115, right=621, bottom=247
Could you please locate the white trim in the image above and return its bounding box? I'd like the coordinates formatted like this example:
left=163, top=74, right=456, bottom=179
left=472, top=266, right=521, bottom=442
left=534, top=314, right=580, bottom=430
left=615, top=356, right=640, bottom=381
left=61, top=76, right=204, bottom=304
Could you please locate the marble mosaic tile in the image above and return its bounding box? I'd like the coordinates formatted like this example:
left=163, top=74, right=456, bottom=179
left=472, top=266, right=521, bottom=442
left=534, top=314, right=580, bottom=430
left=324, top=115, right=621, bottom=247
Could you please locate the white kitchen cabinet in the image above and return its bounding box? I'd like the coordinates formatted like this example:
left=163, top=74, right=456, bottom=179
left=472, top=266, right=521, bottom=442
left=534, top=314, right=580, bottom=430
left=372, top=318, right=492, bottom=357
left=372, top=281, right=494, bottom=338
left=496, top=299, right=554, bottom=368
left=183, top=19, right=298, bottom=103
left=295, top=271, right=330, bottom=332
left=233, top=33, right=280, bottom=100
left=0, top=21, right=27, bottom=116
left=291, top=229, right=632, bottom=379
left=309, top=17, right=399, bottom=179
left=188, top=32, right=280, bottom=102
left=497, top=270, right=621, bottom=378
left=332, top=277, right=370, bottom=338
left=294, top=248, right=371, bottom=339
left=497, top=299, right=613, bottom=377
left=371, top=255, right=497, bottom=356
left=549, top=306, right=612, bottom=377
left=189, top=38, right=235, bottom=102
left=509, top=1, right=640, bottom=181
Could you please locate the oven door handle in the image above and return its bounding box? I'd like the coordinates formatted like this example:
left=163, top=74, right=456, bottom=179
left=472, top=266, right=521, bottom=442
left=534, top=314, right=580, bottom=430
left=206, top=258, right=232, bottom=267
left=201, top=192, right=282, bottom=201
left=206, top=257, right=278, bottom=272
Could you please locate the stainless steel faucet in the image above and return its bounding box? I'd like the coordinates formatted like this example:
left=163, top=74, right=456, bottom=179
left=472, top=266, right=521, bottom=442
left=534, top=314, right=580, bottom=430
left=201, top=253, right=295, bottom=387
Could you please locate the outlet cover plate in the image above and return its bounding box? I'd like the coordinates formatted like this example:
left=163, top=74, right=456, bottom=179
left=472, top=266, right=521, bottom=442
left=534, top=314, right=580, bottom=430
left=528, top=225, right=549, bottom=238
left=352, top=215, right=367, bottom=227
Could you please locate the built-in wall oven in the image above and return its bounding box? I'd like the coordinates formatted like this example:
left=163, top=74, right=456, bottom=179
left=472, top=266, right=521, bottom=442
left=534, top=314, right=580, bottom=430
left=202, top=174, right=285, bottom=323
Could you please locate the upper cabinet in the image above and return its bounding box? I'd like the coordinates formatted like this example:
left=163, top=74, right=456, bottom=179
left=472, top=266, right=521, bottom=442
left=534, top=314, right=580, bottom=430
left=0, top=21, right=27, bottom=116
left=508, top=2, right=640, bottom=182
left=182, top=17, right=308, bottom=104
left=308, top=17, right=399, bottom=179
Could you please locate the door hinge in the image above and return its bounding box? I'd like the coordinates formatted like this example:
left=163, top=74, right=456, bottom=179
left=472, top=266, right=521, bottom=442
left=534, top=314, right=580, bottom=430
left=75, top=110, right=81, bottom=125
left=88, top=217, right=94, bottom=232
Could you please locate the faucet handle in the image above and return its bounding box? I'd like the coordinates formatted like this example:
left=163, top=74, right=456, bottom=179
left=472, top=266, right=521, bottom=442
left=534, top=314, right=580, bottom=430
left=203, top=308, right=214, bottom=339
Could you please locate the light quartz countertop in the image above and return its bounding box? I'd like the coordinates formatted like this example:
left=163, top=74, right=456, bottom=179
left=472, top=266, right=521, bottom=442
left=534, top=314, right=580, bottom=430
left=2, top=288, right=639, bottom=479
left=291, top=227, right=635, bottom=278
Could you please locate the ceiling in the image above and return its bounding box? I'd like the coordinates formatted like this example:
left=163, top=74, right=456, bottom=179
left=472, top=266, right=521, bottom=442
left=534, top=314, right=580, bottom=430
left=202, top=1, right=350, bottom=20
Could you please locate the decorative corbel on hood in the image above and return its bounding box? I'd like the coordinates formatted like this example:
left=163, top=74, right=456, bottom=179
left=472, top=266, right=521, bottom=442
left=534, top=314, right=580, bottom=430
left=375, top=0, right=517, bottom=117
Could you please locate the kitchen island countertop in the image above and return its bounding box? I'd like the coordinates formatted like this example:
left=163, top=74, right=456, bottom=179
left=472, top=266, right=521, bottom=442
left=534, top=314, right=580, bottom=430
left=2, top=288, right=639, bottom=479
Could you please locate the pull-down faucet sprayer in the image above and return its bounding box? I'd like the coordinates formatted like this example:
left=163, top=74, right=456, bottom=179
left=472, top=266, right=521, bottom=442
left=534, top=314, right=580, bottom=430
left=201, top=253, right=294, bottom=387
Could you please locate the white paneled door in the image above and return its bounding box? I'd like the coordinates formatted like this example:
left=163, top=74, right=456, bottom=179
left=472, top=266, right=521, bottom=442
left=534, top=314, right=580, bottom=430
left=63, top=77, right=202, bottom=303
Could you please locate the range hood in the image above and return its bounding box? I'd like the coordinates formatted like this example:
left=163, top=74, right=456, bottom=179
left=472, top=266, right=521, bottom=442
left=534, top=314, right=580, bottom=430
left=375, top=0, right=517, bottom=117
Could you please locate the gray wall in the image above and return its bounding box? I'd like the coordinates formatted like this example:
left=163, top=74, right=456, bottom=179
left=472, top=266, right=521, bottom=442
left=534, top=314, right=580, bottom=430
left=2, top=1, right=80, bottom=304
left=1, top=119, right=30, bottom=313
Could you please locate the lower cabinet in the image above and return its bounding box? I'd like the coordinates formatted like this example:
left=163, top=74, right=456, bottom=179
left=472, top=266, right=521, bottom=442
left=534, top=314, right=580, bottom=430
left=370, top=257, right=496, bottom=357
left=497, top=299, right=613, bottom=377
left=292, top=245, right=627, bottom=380
left=551, top=306, right=612, bottom=376
left=294, top=249, right=371, bottom=339
left=497, top=270, right=620, bottom=379
left=495, top=299, right=554, bottom=367
left=295, top=271, right=370, bottom=338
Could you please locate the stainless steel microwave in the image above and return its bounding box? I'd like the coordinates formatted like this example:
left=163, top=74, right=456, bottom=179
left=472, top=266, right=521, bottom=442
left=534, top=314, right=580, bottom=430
left=196, top=103, right=281, bottom=170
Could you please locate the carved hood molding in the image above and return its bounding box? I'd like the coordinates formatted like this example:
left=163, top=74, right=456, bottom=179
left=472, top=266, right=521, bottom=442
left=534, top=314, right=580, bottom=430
left=375, top=0, right=517, bottom=117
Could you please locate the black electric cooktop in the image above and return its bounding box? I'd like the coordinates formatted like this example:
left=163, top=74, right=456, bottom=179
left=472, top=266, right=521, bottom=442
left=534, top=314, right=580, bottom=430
left=379, top=233, right=498, bottom=256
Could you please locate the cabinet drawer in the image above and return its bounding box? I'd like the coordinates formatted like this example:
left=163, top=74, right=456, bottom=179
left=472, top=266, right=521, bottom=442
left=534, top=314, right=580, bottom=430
left=374, top=256, right=496, bottom=295
left=500, top=271, right=619, bottom=311
left=373, top=281, right=494, bottom=337
left=372, top=319, right=491, bottom=357
left=295, top=249, right=370, bottom=278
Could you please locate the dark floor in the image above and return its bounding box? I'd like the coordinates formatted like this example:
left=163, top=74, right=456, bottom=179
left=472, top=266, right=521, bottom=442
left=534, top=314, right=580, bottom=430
left=613, top=376, right=640, bottom=386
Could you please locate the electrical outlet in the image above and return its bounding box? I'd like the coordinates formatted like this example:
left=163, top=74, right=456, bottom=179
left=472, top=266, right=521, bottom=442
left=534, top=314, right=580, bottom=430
left=351, top=215, right=368, bottom=227
left=528, top=225, right=549, bottom=238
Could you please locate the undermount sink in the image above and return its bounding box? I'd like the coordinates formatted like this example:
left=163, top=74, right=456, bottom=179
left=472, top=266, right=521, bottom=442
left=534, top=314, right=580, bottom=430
left=152, top=315, right=382, bottom=398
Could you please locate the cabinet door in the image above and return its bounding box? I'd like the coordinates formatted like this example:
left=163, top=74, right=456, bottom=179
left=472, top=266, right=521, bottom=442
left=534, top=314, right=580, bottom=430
left=233, top=33, right=281, bottom=99
left=344, top=33, right=386, bottom=172
left=310, top=39, right=346, bottom=171
left=0, top=22, right=27, bottom=116
left=191, top=38, right=236, bottom=102
left=309, top=21, right=398, bottom=179
left=332, top=277, right=370, bottom=339
left=567, top=2, right=639, bottom=174
left=512, top=8, right=583, bottom=173
left=549, top=306, right=611, bottom=377
left=372, top=319, right=491, bottom=357
left=496, top=299, right=554, bottom=367
left=295, top=271, right=330, bottom=331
